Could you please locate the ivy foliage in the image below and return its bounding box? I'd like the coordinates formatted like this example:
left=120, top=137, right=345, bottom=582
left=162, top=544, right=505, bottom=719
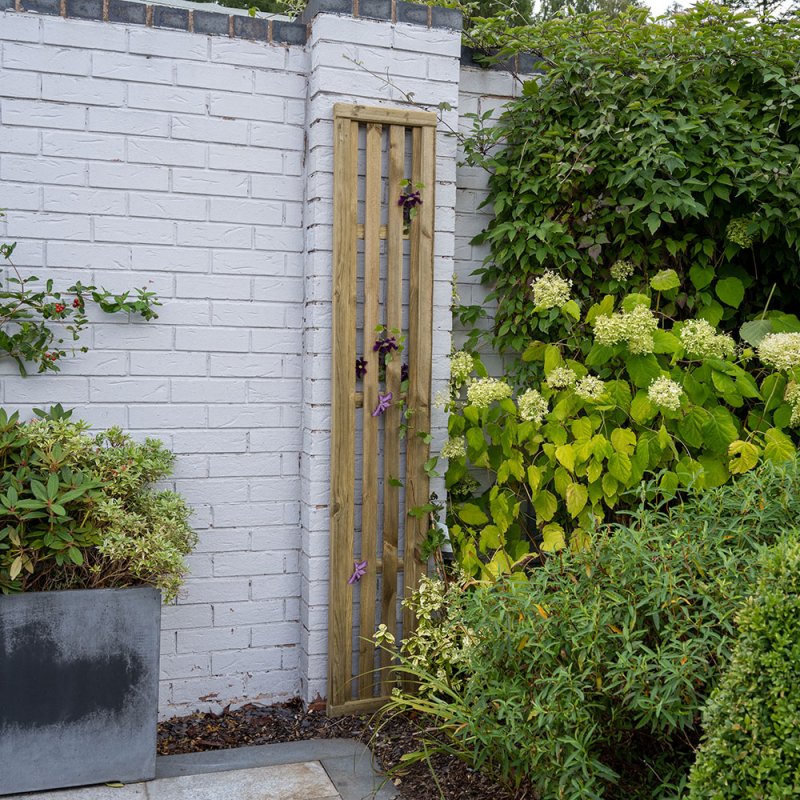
left=442, top=274, right=800, bottom=578
left=460, top=6, right=800, bottom=376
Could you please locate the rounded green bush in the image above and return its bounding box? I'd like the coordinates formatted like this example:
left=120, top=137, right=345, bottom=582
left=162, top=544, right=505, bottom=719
left=687, top=533, right=800, bottom=799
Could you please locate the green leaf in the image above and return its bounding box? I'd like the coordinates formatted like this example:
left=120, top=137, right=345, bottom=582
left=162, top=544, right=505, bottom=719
left=728, top=439, right=760, bottom=474
left=527, top=464, right=542, bottom=495
left=541, top=522, right=565, bottom=553
left=555, top=443, right=576, bottom=472
left=565, top=483, right=588, bottom=518
left=562, top=300, right=581, bottom=321
left=630, top=392, right=657, bottom=424
left=698, top=300, right=724, bottom=327
left=544, top=344, right=563, bottom=375
left=610, top=428, right=636, bottom=456
left=703, top=406, right=740, bottom=455
left=607, top=452, right=632, bottom=484
left=689, top=264, right=714, bottom=290
left=698, top=455, right=729, bottom=488
left=533, top=489, right=558, bottom=522
left=715, top=277, right=745, bottom=309
left=601, top=472, right=618, bottom=498
left=763, top=428, right=795, bottom=463
left=677, top=406, right=712, bottom=448
left=739, top=319, right=773, bottom=347
left=649, top=269, right=680, bottom=292
left=626, top=354, right=662, bottom=389
left=479, top=524, right=503, bottom=551
left=458, top=503, right=488, bottom=527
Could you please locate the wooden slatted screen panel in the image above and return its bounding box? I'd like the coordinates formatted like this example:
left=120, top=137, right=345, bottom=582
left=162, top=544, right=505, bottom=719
left=328, top=104, right=436, bottom=717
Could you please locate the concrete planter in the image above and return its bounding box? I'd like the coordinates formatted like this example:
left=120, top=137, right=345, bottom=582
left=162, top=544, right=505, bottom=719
left=0, top=586, right=161, bottom=796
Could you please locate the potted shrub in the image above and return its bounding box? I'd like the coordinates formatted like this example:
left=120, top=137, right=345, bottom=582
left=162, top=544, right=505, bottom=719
left=0, top=406, right=196, bottom=795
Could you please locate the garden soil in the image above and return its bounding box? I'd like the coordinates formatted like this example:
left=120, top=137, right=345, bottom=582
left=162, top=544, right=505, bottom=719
left=158, top=699, right=525, bottom=800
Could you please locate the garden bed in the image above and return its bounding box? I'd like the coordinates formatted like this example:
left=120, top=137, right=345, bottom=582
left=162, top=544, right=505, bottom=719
left=158, top=700, right=523, bottom=800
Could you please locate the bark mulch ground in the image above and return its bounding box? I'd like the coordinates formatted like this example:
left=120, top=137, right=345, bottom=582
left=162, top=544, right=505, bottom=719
left=157, top=699, right=525, bottom=800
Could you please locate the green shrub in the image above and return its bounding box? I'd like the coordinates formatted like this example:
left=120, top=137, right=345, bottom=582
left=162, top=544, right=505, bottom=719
left=459, top=6, right=800, bottom=374
left=385, top=460, right=800, bottom=799
left=441, top=274, right=800, bottom=577
left=0, top=407, right=196, bottom=601
left=687, top=533, right=800, bottom=799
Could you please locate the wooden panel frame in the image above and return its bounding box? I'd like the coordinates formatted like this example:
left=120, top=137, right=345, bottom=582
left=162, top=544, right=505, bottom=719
left=328, top=105, right=436, bottom=717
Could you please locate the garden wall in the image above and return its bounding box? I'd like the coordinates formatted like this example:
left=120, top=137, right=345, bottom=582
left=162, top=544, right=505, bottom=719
left=0, top=0, right=515, bottom=716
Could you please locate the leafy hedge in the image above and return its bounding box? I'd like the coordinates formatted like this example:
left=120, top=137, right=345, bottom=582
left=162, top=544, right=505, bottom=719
left=385, top=460, right=800, bottom=800
left=461, top=6, right=800, bottom=376
left=687, top=532, right=800, bottom=799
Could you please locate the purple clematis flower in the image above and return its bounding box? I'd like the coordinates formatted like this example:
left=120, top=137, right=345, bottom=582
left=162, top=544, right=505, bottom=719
left=348, top=560, right=368, bottom=585
left=373, top=336, right=398, bottom=356
left=355, top=357, right=368, bottom=379
left=372, top=392, right=392, bottom=417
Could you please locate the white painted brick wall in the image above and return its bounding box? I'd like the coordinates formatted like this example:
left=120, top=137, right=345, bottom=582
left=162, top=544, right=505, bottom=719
left=0, top=5, right=515, bottom=716
left=0, top=9, right=308, bottom=718
left=454, top=67, right=523, bottom=376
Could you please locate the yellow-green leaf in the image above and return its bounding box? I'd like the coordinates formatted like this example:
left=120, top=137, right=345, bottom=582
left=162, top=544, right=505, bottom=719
left=533, top=489, right=558, bottom=522
left=458, top=503, right=488, bottom=526
left=764, top=428, right=795, bottom=463
left=728, top=439, right=760, bottom=474
left=555, top=443, right=576, bottom=472
left=541, top=522, right=565, bottom=552
left=566, top=482, right=588, bottom=518
left=610, top=428, right=636, bottom=456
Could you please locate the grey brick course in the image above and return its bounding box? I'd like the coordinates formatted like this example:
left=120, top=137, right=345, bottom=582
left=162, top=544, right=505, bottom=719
left=66, top=0, right=103, bottom=19
left=153, top=5, right=189, bottom=29
left=108, top=0, right=146, bottom=24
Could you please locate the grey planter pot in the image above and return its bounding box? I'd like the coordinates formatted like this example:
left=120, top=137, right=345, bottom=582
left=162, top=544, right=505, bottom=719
left=0, top=586, right=161, bottom=796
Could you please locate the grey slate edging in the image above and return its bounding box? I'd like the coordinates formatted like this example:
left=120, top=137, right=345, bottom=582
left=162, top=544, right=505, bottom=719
left=2, top=0, right=461, bottom=42
left=461, top=45, right=544, bottom=74
left=301, top=0, right=462, bottom=28
left=109, top=0, right=146, bottom=24
left=157, top=739, right=399, bottom=800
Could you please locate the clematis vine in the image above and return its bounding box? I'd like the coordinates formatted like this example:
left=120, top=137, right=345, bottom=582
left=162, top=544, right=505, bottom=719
left=372, top=391, right=393, bottom=416
left=347, top=559, right=368, bottom=585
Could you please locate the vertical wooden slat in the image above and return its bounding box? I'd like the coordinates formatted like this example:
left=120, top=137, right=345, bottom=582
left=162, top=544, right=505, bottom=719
left=402, top=125, right=435, bottom=671
left=358, top=123, right=383, bottom=699
left=328, top=116, right=358, bottom=709
left=380, top=124, right=405, bottom=694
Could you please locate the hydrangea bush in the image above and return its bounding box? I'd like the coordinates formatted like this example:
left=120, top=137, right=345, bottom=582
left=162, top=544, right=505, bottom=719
left=441, top=271, right=800, bottom=576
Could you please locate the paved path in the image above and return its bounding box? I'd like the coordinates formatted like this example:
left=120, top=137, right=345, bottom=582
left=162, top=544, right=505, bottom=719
left=4, top=739, right=399, bottom=800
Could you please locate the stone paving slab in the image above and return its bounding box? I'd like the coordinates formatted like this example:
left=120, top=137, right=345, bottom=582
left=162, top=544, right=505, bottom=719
left=147, top=763, right=339, bottom=800
left=3, top=739, right=399, bottom=800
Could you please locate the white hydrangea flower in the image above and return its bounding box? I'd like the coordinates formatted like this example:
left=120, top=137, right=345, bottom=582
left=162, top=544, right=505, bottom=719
left=517, top=388, right=548, bottom=424
left=531, top=271, right=572, bottom=310
left=574, top=376, right=606, bottom=401
left=758, top=333, right=800, bottom=372
left=593, top=303, right=658, bottom=355
left=545, top=366, right=578, bottom=389
left=610, top=259, right=635, bottom=281
left=450, top=351, right=474, bottom=388
left=466, top=377, right=512, bottom=408
left=433, top=389, right=451, bottom=410
left=440, top=437, right=466, bottom=459
left=785, top=383, right=800, bottom=426
left=679, top=319, right=736, bottom=360
left=647, top=376, right=684, bottom=411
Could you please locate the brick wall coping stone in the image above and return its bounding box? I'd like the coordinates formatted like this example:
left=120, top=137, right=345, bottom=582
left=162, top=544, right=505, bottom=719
left=0, top=0, right=463, bottom=44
